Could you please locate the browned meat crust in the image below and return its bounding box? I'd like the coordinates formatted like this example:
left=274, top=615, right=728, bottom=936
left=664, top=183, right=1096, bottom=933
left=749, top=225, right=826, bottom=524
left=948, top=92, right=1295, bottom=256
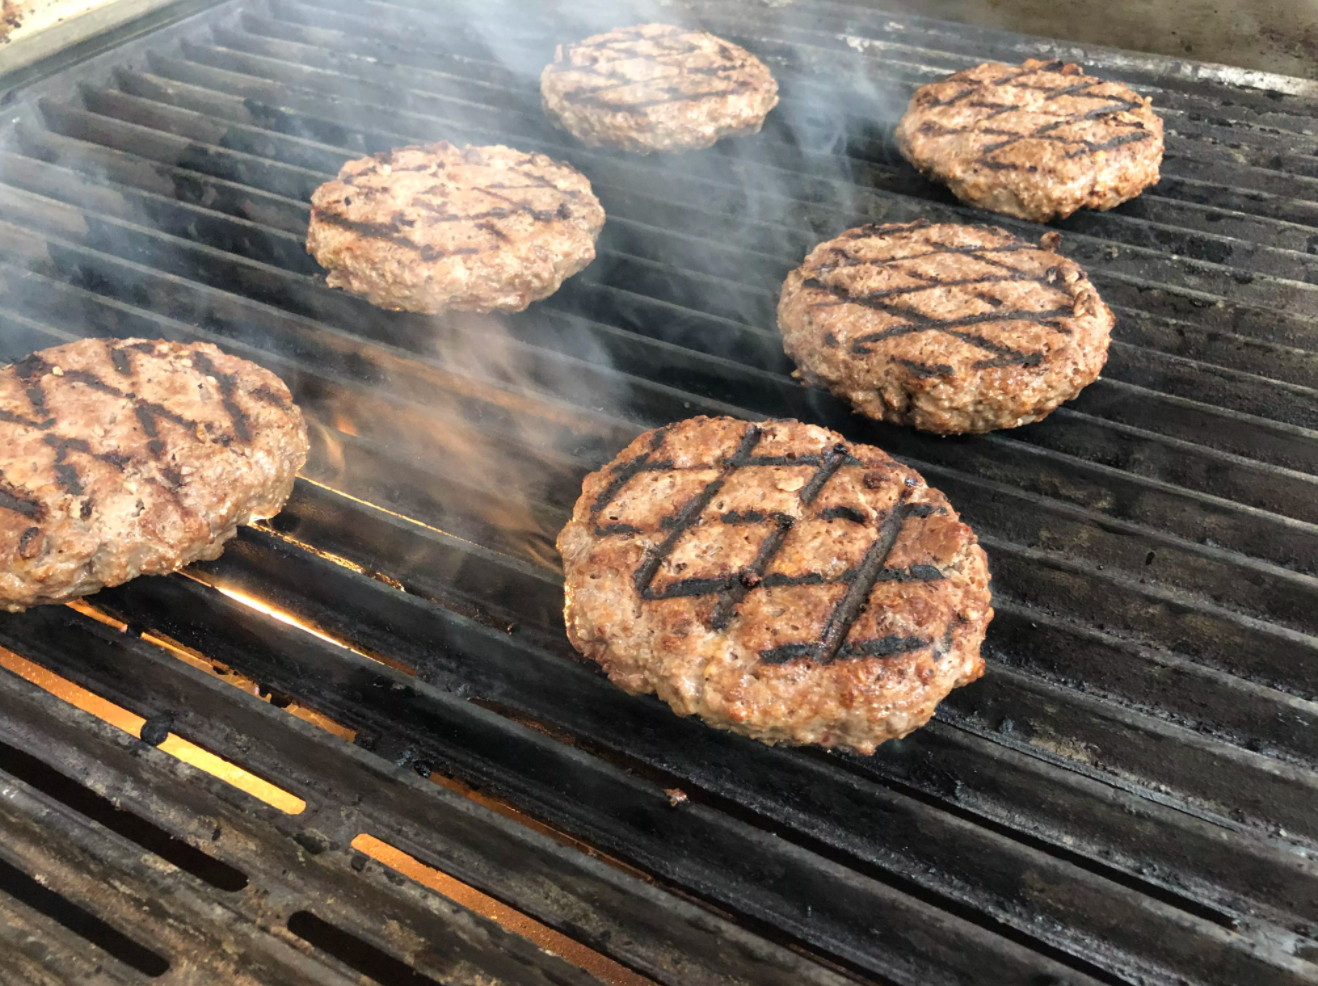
left=307, top=142, right=605, bottom=313
left=895, top=58, right=1164, bottom=222
left=0, top=338, right=308, bottom=611
left=558, top=416, right=992, bottom=754
left=777, top=221, right=1114, bottom=435
left=541, top=23, right=779, bottom=154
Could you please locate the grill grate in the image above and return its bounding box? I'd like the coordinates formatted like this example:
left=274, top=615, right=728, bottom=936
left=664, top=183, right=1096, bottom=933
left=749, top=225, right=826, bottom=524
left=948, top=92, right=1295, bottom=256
left=0, top=1, right=1316, bottom=984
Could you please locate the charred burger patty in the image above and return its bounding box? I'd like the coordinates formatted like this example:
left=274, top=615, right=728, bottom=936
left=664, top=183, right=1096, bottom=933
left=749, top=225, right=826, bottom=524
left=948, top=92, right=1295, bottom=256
left=307, top=142, right=605, bottom=314
left=896, top=58, right=1164, bottom=222
left=541, top=23, right=779, bottom=154
left=558, top=416, right=993, bottom=754
left=777, top=220, right=1114, bottom=435
left=0, top=338, right=308, bottom=611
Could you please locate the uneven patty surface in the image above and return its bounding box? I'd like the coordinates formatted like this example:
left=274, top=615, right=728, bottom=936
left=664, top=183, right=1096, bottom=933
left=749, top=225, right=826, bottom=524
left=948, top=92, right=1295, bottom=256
left=895, top=58, right=1164, bottom=222
left=778, top=220, right=1114, bottom=434
left=541, top=23, right=779, bottom=154
left=0, top=338, right=308, bottom=611
left=558, top=416, right=992, bottom=754
left=307, top=142, right=605, bottom=313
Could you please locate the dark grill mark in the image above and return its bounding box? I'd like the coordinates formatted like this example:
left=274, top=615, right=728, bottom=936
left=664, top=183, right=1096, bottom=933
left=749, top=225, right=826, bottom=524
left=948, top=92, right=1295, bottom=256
left=137, top=400, right=192, bottom=430
left=896, top=358, right=954, bottom=379
left=836, top=635, right=931, bottom=660
left=17, top=526, right=42, bottom=559
left=1064, top=131, right=1153, bottom=157
left=13, top=355, right=48, bottom=381
left=810, top=496, right=913, bottom=665
left=15, top=355, right=48, bottom=416
left=160, top=465, right=185, bottom=491
left=109, top=348, right=133, bottom=375
left=721, top=510, right=767, bottom=524
left=0, top=408, right=44, bottom=429
left=45, top=437, right=85, bottom=497
left=820, top=506, right=867, bottom=524
left=191, top=353, right=251, bottom=444
left=250, top=385, right=288, bottom=407
left=58, top=368, right=124, bottom=397
left=135, top=405, right=159, bottom=438
left=877, top=564, right=945, bottom=582
left=0, top=478, right=44, bottom=520
left=312, top=212, right=490, bottom=261
left=798, top=444, right=849, bottom=505
left=760, top=572, right=827, bottom=589
left=973, top=352, right=1044, bottom=369
left=816, top=241, right=1038, bottom=271
left=710, top=512, right=793, bottom=630
left=596, top=523, right=642, bottom=536
left=650, top=576, right=740, bottom=600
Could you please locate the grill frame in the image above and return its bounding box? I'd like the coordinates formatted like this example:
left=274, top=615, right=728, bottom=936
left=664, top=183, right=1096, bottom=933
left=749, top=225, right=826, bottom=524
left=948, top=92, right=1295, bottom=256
left=0, top=1, right=1316, bottom=984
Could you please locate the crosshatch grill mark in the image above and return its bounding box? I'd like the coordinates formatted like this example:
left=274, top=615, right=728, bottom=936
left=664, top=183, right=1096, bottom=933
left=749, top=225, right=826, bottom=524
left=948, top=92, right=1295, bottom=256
left=917, top=62, right=1156, bottom=173
left=588, top=425, right=947, bottom=665
left=317, top=147, right=588, bottom=260
left=803, top=222, right=1077, bottom=375
left=549, top=26, right=757, bottom=112
left=0, top=342, right=255, bottom=526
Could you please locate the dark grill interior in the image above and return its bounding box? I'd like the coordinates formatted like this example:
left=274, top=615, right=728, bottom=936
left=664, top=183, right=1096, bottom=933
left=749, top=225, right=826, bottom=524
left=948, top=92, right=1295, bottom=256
left=0, top=1, right=1316, bottom=984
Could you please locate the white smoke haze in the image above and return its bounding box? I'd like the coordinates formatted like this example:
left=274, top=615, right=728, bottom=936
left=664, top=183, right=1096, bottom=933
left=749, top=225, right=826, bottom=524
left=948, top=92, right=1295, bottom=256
left=0, top=0, right=934, bottom=586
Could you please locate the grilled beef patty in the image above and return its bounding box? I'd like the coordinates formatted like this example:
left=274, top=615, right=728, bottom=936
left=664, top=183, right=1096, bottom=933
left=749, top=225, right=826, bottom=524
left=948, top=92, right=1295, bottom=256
left=558, top=416, right=992, bottom=754
left=777, top=221, right=1113, bottom=434
left=0, top=338, right=308, bottom=611
left=896, top=58, right=1163, bottom=222
left=307, top=142, right=605, bottom=313
left=541, top=23, right=779, bottom=154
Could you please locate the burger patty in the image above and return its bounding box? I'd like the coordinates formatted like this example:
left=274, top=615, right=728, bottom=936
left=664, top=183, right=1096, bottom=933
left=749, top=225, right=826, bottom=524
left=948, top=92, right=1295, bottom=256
left=541, top=23, right=779, bottom=154
left=307, top=142, right=605, bottom=313
left=0, top=338, right=308, bottom=611
left=895, top=58, right=1164, bottom=222
left=558, top=416, right=992, bottom=754
left=777, top=220, right=1114, bottom=435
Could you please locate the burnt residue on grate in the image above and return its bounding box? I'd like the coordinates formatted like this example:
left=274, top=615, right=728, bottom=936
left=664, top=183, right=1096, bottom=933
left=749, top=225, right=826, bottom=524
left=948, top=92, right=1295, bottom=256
left=0, top=1, right=1316, bottom=985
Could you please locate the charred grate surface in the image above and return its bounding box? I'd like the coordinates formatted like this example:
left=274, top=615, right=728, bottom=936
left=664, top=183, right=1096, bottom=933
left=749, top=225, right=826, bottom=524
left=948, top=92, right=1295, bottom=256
left=0, top=1, right=1315, bottom=986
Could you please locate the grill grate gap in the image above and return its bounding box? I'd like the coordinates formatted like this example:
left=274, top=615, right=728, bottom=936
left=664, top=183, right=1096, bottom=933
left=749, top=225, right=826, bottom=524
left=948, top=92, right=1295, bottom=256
left=0, top=736, right=248, bottom=893
left=0, top=855, right=170, bottom=977
left=286, top=910, right=443, bottom=986
left=351, top=833, right=660, bottom=986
